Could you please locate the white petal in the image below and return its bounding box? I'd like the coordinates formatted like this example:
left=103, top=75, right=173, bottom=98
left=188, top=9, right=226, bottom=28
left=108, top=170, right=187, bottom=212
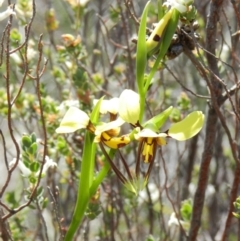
left=95, top=118, right=125, bottom=136
left=38, top=156, right=57, bottom=176
left=119, top=89, right=140, bottom=125
left=135, top=128, right=167, bottom=139
left=0, top=6, right=15, bottom=21
left=10, top=158, right=32, bottom=177
left=168, top=212, right=190, bottom=230
left=93, top=97, right=119, bottom=115
left=164, top=0, right=189, bottom=13
left=56, top=107, right=89, bottom=133
left=168, top=213, right=179, bottom=226
left=173, top=3, right=187, bottom=13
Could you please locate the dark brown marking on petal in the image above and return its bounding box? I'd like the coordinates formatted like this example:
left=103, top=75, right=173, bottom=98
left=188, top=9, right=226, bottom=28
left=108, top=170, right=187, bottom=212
left=146, top=138, right=154, bottom=145
left=101, top=135, right=110, bottom=142
left=118, top=143, right=127, bottom=148
left=153, top=34, right=161, bottom=42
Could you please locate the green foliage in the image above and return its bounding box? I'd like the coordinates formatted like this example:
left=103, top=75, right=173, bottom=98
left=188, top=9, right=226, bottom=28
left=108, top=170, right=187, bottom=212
left=180, top=199, right=193, bottom=221
left=233, top=196, right=240, bottom=219
left=1, top=0, right=238, bottom=240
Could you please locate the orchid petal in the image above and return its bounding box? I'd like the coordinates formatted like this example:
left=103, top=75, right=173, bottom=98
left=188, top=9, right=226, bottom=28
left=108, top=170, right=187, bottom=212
left=119, top=89, right=140, bottom=125
left=93, top=98, right=119, bottom=115
left=95, top=118, right=125, bottom=136
left=56, top=107, right=90, bottom=133
left=135, top=128, right=167, bottom=139
left=168, top=111, right=204, bottom=141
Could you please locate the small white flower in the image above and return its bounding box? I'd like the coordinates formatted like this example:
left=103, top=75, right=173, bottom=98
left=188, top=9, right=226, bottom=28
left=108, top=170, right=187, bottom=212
left=57, top=100, right=80, bottom=112
left=168, top=212, right=189, bottom=230
left=10, top=158, right=31, bottom=177
left=10, top=156, right=57, bottom=177
left=66, top=0, right=90, bottom=7
left=119, top=89, right=140, bottom=125
left=138, top=183, right=159, bottom=203
left=164, top=0, right=193, bottom=13
left=10, top=52, right=22, bottom=65
left=26, top=41, right=37, bottom=60
left=37, top=156, right=57, bottom=176
left=0, top=4, right=15, bottom=21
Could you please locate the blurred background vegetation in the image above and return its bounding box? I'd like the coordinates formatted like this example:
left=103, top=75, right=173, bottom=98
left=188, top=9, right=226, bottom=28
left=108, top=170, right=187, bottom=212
left=0, top=0, right=240, bottom=240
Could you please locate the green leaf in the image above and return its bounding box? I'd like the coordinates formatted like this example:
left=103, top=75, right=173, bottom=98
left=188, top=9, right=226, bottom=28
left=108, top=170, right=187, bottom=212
left=89, top=150, right=115, bottom=197
left=180, top=199, right=192, bottom=221
left=22, top=136, right=32, bottom=148
left=28, top=142, right=37, bottom=155
left=37, top=186, right=44, bottom=197
left=31, top=133, right=37, bottom=143
left=157, top=0, right=164, bottom=20
left=144, top=106, right=173, bottom=130
left=29, top=176, right=37, bottom=184
left=90, top=97, right=103, bottom=124
left=168, top=111, right=205, bottom=141
left=22, top=156, right=30, bottom=167
left=64, top=132, right=96, bottom=240
left=42, top=198, right=48, bottom=209
left=29, top=162, right=40, bottom=172
left=136, top=1, right=150, bottom=94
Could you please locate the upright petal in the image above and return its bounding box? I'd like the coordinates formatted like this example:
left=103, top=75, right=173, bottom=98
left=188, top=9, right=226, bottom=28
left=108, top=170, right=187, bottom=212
left=119, top=89, right=140, bottom=125
left=93, top=97, right=119, bottom=115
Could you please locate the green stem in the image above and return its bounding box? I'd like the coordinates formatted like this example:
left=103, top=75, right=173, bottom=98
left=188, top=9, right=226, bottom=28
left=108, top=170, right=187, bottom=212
left=64, top=132, right=95, bottom=241
left=139, top=91, right=146, bottom=123
left=136, top=1, right=150, bottom=124
left=89, top=150, right=115, bottom=197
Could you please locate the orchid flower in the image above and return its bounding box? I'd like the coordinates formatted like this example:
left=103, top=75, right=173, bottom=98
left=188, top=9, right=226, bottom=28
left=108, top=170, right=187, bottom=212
left=135, top=111, right=205, bottom=163
left=94, top=118, right=130, bottom=149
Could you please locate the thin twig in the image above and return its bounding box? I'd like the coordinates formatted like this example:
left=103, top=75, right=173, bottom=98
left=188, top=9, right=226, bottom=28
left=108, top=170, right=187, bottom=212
left=47, top=186, right=64, bottom=241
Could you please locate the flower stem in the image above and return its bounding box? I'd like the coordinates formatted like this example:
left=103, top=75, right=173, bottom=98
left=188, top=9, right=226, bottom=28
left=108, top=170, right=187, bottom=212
left=64, top=132, right=96, bottom=241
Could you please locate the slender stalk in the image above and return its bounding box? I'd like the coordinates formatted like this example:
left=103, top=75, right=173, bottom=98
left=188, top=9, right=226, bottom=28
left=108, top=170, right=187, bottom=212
left=64, top=132, right=96, bottom=241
